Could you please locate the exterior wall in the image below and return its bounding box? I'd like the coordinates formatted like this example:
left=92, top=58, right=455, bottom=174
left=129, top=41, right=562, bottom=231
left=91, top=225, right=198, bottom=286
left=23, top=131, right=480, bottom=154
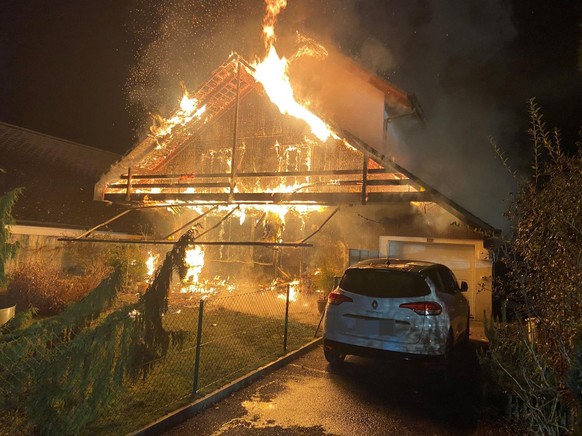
left=292, top=58, right=386, bottom=152
left=318, top=70, right=386, bottom=152
left=6, top=225, right=144, bottom=274
left=379, top=235, right=492, bottom=321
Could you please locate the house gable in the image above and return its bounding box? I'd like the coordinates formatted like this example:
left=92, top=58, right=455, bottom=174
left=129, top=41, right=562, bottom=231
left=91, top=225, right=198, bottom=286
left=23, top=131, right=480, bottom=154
left=95, top=53, right=496, bottom=234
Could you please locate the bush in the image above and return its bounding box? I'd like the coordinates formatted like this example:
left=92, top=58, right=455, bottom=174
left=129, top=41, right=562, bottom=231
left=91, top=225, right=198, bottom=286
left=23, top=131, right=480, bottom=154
left=6, top=262, right=110, bottom=315
left=484, top=100, right=582, bottom=434
left=107, top=244, right=149, bottom=292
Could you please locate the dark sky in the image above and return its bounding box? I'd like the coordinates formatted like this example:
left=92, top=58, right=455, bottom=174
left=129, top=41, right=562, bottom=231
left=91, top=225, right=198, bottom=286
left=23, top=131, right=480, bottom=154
left=1, top=0, right=581, bottom=229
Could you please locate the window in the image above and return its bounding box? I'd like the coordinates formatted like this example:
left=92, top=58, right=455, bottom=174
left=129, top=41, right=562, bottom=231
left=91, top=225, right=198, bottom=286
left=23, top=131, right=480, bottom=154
left=340, top=269, right=430, bottom=298
left=425, top=269, right=444, bottom=293
left=438, top=266, right=460, bottom=293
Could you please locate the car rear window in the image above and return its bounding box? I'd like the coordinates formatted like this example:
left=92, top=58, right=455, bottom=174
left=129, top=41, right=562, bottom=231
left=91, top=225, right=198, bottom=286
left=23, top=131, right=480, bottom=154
left=339, top=268, right=430, bottom=298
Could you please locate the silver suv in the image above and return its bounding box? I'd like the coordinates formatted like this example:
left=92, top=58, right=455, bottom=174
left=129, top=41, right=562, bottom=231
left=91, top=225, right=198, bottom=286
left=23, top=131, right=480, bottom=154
left=323, top=258, right=470, bottom=365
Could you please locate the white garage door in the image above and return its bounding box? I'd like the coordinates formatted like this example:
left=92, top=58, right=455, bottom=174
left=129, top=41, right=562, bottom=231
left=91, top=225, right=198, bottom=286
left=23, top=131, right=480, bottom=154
left=388, top=241, right=476, bottom=317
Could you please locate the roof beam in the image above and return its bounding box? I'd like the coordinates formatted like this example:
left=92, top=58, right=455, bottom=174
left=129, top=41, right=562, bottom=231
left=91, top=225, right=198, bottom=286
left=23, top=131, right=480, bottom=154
left=117, top=167, right=403, bottom=180
left=57, top=238, right=313, bottom=248
left=103, top=191, right=430, bottom=205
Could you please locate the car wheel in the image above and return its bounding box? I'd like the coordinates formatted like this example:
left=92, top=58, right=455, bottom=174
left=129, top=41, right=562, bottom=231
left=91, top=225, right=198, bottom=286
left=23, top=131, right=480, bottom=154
left=436, top=330, right=455, bottom=382
left=444, top=329, right=454, bottom=360
left=324, top=345, right=346, bottom=366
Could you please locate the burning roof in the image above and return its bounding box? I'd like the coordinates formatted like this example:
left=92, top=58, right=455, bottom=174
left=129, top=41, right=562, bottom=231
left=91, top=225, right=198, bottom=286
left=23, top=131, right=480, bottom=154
left=96, top=49, right=419, bottom=199
left=95, top=0, right=494, bottom=234
left=94, top=50, right=493, bottom=232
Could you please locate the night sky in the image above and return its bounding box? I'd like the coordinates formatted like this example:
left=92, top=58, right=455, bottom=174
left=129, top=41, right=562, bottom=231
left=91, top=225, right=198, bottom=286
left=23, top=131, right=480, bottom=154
left=1, top=0, right=581, bottom=229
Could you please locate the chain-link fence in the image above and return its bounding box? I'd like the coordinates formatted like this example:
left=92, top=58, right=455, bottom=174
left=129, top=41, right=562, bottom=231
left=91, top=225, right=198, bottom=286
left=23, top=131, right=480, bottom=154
left=0, top=282, right=322, bottom=435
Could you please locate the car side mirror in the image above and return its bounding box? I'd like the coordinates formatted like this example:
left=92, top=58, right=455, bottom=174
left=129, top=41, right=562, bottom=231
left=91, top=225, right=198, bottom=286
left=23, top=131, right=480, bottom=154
left=460, top=281, right=468, bottom=292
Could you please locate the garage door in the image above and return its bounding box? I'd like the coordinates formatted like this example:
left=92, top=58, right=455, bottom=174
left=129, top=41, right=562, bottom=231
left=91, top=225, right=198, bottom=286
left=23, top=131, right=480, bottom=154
left=387, top=241, right=476, bottom=317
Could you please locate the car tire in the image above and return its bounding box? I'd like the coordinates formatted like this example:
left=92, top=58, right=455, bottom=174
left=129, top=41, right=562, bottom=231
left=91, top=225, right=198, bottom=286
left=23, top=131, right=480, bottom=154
left=324, top=345, right=346, bottom=366
left=436, top=330, right=455, bottom=382
left=445, top=329, right=454, bottom=359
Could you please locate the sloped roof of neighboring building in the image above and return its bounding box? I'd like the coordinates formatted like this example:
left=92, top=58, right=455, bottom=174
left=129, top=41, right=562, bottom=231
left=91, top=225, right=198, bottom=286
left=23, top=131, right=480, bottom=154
left=0, top=122, right=146, bottom=232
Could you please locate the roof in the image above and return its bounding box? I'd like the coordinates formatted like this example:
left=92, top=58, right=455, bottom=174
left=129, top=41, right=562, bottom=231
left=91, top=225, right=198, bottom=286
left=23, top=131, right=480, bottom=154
left=0, top=122, right=119, bottom=179
left=94, top=52, right=497, bottom=234
left=0, top=122, right=147, bottom=232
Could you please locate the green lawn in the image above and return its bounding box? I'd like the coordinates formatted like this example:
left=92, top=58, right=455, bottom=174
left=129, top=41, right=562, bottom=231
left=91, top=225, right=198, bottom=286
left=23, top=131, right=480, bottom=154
left=87, top=305, right=316, bottom=434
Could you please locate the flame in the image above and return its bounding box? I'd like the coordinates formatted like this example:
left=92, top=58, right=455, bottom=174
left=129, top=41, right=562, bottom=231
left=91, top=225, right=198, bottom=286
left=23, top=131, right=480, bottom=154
left=182, top=246, right=205, bottom=293
left=145, top=252, right=158, bottom=283
left=276, top=279, right=300, bottom=302
left=252, top=46, right=332, bottom=142
left=180, top=245, right=237, bottom=297
left=251, top=0, right=332, bottom=142
left=262, top=0, right=287, bottom=48
left=150, top=91, right=207, bottom=139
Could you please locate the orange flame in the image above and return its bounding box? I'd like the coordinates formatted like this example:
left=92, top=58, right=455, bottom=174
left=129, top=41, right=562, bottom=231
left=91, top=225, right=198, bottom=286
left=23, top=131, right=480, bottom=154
left=275, top=279, right=300, bottom=302
left=252, top=0, right=333, bottom=142
left=262, top=0, right=287, bottom=48
left=145, top=252, right=158, bottom=283
left=150, top=91, right=207, bottom=139
left=181, top=246, right=205, bottom=293
left=252, top=47, right=332, bottom=141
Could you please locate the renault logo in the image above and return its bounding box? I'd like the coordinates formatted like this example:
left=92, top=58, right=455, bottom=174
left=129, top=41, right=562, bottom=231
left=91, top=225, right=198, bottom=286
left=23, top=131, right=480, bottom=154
left=372, top=300, right=378, bottom=310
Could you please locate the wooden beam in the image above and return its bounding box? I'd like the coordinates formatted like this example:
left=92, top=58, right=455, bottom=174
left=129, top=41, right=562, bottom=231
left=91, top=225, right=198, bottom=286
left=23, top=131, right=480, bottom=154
left=299, top=207, right=341, bottom=243
left=103, top=191, right=430, bottom=205
left=230, top=61, right=242, bottom=195
left=110, top=182, right=231, bottom=189
left=162, top=205, right=218, bottom=240
left=109, top=179, right=412, bottom=190
left=74, top=209, right=133, bottom=240
left=58, top=238, right=312, bottom=248
left=118, top=168, right=402, bottom=180
left=125, top=166, right=132, bottom=202
left=361, top=154, right=368, bottom=205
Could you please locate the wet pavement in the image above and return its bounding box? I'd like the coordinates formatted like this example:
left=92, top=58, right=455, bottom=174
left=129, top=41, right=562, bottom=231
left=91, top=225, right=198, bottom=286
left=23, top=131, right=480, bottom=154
left=164, top=342, right=510, bottom=435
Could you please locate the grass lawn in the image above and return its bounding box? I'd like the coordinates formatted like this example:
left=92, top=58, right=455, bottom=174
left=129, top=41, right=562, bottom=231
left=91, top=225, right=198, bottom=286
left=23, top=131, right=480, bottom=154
left=87, top=305, right=316, bottom=434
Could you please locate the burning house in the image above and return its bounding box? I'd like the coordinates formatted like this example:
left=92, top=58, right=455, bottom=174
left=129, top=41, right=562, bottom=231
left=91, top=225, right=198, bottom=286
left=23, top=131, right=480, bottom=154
left=74, top=1, right=495, bottom=321
left=88, top=37, right=497, bottom=321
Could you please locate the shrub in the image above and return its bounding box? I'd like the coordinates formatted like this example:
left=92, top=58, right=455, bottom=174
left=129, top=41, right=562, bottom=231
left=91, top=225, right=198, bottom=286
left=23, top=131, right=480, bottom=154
left=0, top=188, right=22, bottom=287
left=6, top=262, right=109, bottom=315
left=484, top=100, right=582, bottom=434
left=107, top=244, right=149, bottom=292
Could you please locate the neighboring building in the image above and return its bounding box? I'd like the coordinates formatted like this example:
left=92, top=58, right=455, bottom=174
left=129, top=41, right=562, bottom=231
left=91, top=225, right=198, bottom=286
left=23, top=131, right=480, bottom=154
left=94, top=49, right=498, bottom=320
left=0, top=122, right=145, bottom=270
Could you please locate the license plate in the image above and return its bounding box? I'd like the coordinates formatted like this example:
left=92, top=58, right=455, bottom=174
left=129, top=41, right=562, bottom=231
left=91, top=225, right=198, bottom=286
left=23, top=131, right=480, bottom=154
left=356, top=319, right=394, bottom=336
left=379, top=319, right=395, bottom=336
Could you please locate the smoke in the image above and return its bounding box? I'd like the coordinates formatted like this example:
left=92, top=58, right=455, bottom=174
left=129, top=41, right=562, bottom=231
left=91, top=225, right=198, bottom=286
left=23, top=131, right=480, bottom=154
left=281, top=0, right=520, bottom=231
left=125, top=0, right=264, bottom=138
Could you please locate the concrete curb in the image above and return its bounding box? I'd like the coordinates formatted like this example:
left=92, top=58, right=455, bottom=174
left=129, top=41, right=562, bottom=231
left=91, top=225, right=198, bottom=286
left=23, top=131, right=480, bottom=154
left=132, top=337, right=323, bottom=436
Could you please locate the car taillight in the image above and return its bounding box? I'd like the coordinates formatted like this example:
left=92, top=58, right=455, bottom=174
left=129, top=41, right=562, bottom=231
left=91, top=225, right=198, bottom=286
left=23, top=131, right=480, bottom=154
left=399, top=301, right=442, bottom=316
left=328, top=290, right=353, bottom=305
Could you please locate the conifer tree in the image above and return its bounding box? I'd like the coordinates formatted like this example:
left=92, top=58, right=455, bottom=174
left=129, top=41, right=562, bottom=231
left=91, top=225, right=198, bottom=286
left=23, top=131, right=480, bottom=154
left=0, top=188, right=22, bottom=286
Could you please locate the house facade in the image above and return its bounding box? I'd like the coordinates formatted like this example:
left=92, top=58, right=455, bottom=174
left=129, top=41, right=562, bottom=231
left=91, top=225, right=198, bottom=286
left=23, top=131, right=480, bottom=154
left=93, top=50, right=497, bottom=320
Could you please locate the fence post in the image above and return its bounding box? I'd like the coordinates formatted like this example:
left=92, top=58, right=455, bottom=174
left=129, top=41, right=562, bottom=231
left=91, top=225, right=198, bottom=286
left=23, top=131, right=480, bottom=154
left=283, top=283, right=290, bottom=354
left=193, top=299, right=205, bottom=395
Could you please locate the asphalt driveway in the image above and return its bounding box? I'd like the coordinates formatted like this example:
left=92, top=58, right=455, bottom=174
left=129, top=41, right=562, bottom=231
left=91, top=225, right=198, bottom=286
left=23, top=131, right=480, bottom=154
left=163, top=342, right=510, bottom=435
